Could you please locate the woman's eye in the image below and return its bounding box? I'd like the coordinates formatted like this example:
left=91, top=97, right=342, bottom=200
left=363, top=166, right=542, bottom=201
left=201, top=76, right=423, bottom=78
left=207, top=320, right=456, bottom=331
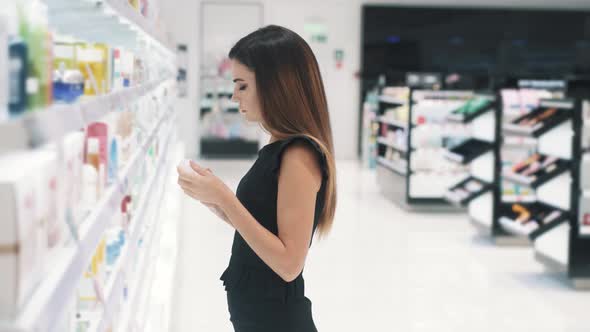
left=239, top=85, right=247, bottom=91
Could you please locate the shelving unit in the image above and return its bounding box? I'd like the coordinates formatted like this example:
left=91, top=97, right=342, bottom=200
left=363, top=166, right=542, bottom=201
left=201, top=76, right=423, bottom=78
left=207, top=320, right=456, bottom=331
left=493, top=99, right=575, bottom=247
left=0, top=80, right=169, bottom=152
left=441, top=82, right=575, bottom=247
left=440, top=94, right=505, bottom=242
left=0, top=0, right=180, bottom=330
left=46, top=0, right=174, bottom=54
left=527, top=78, right=590, bottom=289
left=0, top=103, right=177, bottom=332
left=97, top=133, right=177, bottom=332
left=375, top=88, right=474, bottom=211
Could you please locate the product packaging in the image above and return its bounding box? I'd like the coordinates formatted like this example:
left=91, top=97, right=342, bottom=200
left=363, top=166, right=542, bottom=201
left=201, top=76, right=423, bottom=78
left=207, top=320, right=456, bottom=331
left=76, top=43, right=109, bottom=96
left=0, top=152, right=48, bottom=319
left=61, top=131, right=86, bottom=238
left=34, top=148, right=60, bottom=255
left=19, top=0, right=53, bottom=110
left=8, top=38, right=27, bottom=115
left=86, top=122, right=109, bottom=188
left=53, top=41, right=84, bottom=103
left=103, top=112, right=121, bottom=184
left=0, top=16, right=8, bottom=121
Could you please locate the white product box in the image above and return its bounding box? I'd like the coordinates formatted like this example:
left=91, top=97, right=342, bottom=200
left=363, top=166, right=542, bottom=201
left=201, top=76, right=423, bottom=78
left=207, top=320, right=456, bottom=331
left=34, top=149, right=59, bottom=253
left=0, top=152, right=49, bottom=318
left=61, top=132, right=86, bottom=237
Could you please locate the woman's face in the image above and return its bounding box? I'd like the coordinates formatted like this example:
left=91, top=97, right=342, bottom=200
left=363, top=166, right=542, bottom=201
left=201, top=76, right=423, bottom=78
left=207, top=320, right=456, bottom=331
left=231, top=60, right=263, bottom=123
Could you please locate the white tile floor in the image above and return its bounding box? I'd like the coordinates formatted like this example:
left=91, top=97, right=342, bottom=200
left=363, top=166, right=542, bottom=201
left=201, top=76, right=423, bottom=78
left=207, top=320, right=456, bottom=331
left=171, top=160, right=590, bottom=332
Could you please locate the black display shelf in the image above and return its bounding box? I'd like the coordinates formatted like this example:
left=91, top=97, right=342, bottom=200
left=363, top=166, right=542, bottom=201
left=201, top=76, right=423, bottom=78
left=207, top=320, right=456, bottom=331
left=377, top=157, right=407, bottom=176
left=502, top=99, right=574, bottom=137
left=444, top=176, right=493, bottom=207
left=200, top=137, right=259, bottom=158
left=447, top=98, right=496, bottom=124
left=444, top=139, right=494, bottom=164
left=376, top=137, right=409, bottom=153
left=375, top=88, right=465, bottom=211
left=373, top=116, right=409, bottom=129
left=502, top=156, right=570, bottom=189
left=378, top=95, right=407, bottom=105
left=200, top=107, right=212, bottom=115
left=497, top=202, right=568, bottom=239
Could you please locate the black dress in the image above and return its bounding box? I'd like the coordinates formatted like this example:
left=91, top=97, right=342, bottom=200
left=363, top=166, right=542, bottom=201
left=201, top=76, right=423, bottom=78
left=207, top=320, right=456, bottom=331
left=220, top=136, right=327, bottom=332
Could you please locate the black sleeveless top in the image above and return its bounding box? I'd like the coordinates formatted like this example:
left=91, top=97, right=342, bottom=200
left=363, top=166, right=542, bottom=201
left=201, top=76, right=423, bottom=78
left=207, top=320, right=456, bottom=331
left=220, top=135, right=328, bottom=299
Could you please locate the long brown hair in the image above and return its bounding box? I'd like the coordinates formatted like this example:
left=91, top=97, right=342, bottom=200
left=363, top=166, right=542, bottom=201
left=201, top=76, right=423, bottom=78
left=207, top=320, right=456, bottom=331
left=229, top=25, right=336, bottom=236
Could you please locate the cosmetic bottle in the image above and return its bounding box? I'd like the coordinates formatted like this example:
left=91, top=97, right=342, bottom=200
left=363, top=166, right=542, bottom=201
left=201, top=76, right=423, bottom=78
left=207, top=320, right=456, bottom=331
left=8, top=37, right=27, bottom=115
left=81, top=139, right=100, bottom=210
left=0, top=17, right=8, bottom=121
left=18, top=0, right=52, bottom=110
left=86, top=122, right=109, bottom=188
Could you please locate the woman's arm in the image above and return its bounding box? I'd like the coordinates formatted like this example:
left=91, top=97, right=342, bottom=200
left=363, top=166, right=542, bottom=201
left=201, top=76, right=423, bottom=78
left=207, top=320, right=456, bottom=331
left=203, top=202, right=234, bottom=227
left=219, top=144, right=321, bottom=282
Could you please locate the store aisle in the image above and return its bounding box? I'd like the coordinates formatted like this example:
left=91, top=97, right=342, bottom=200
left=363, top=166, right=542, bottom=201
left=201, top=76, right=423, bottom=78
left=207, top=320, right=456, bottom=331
left=171, top=160, right=589, bottom=332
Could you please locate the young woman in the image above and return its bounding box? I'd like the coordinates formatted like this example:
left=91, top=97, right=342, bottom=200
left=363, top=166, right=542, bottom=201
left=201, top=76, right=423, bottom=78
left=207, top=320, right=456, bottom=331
left=176, top=25, right=337, bottom=332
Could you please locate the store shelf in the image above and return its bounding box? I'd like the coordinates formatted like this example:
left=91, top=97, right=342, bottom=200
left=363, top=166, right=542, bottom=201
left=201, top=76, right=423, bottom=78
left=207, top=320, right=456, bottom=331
left=412, top=90, right=474, bottom=102
left=378, top=95, right=407, bottom=105
left=444, top=139, right=494, bottom=164
left=0, top=107, right=174, bottom=332
left=537, top=121, right=574, bottom=160
left=502, top=157, right=570, bottom=189
left=104, top=0, right=174, bottom=51
left=497, top=202, right=568, bottom=239
left=447, top=98, right=495, bottom=123
left=502, top=136, right=538, bottom=149
left=95, top=126, right=174, bottom=332
left=114, top=169, right=172, bottom=332
left=534, top=222, right=570, bottom=272
left=45, top=0, right=174, bottom=54
left=468, top=192, right=493, bottom=234
left=0, top=79, right=168, bottom=152
left=376, top=137, right=408, bottom=153
left=536, top=173, right=571, bottom=211
left=444, top=176, right=493, bottom=207
left=375, top=116, right=408, bottom=129
left=501, top=194, right=537, bottom=203
left=502, top=100, right=574, bottom=138
left=96, top=131, right=174, bottom=332
left=142, top=145, right=182, bottom=332
left=377, top=157, right=407, bottom=175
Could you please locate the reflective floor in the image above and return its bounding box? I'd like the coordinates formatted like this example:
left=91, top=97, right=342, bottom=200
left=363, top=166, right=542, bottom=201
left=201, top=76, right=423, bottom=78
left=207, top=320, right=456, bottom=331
left=171, top=160, right=589, bottom=332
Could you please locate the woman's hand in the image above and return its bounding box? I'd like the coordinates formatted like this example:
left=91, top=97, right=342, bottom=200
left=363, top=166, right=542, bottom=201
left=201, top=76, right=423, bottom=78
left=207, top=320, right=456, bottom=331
left=176, top=161, right=233, bottom=206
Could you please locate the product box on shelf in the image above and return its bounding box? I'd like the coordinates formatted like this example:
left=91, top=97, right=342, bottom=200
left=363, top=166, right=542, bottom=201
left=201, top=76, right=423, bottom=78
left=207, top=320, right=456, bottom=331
left=60, top=131, right=86, bottom=235
left=34, top=148, right=60, bottom=254
left=0, top=152, right=52, bottom=318
left=0, top=16, right=8, bottom=121
left=53, top=41, right=84, bottom=103
left=76, top=43, right=109, bottom=96
left=498, top=202, right=567, bottom=238
left=503, top=100, right=573, bottom=137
